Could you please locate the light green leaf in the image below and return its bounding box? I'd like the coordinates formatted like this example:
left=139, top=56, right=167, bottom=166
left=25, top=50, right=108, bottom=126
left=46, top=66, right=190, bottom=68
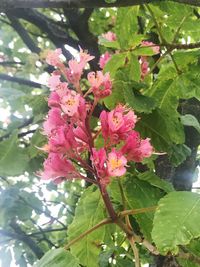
left=104, top=80, right=125, bottom=110
left=181, top=114, right=200, bottom=134
left=104, top=53, right=126, bottom=78
left=152, top=192, right=200, bottom=255
left=138, top=171, right=174, bottom=193
left=116, top=7, right=139, bottom=49
left=127, top=52, right=141, bottom=82
left=35, top=248, right=80, bottom=267
left=133, top=46, right=157, bottom=56
left=67, top=187, right=106, bottom=267
left=98, top=37, right=120, bottom=49
left=0, top=132, right=28, bottom=176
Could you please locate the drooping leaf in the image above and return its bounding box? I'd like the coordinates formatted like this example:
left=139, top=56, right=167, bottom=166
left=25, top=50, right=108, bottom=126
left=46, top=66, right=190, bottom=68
left=67, top=187, right=106, bottom=267
left=181, top=114, right=200, bottom=134
left=169, top=144, right=191, bottom=167
left=35, top=248, right=80, bottom=267
left=152, top=192, right=200, bottom=255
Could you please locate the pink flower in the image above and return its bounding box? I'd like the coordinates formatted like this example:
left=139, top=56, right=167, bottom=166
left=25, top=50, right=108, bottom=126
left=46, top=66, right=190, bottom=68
left=79, top=48, right=95, bottom=65
left=91, top=148, right=110, bottom=186
left=141, top=41, right=160, bottom=55
left=48, top=91, right=60, bottom=107
left=140, top=56, right=149, bottom=80
left=40, top=152, right=77, bottom=183
left=99, top=52, right=112, bottom=69
left=140, top=138, right=153, bottom=158
left=121, top=131, right=153, bottom=162
left=61, top=90, right=80, bottom=116
left=91, top=148, right=106, bottom=175
left=102, top=31, right=117, bottom=42
left=107, top=149, right=127, bottom=177
left=43, top=108, right=65, bottom=136
left=46, top=48, right=62, bottom=66
left=61, top=90, right=86, bottom=121
left=87, top=71, right=112, bottom=99
left=100, top=105, right=137, bottom=144
left=48, top=125, right=75, bottom=154
left=66, top=50, right=94, bottom=87
left=48, top=74, right=61, bottom=91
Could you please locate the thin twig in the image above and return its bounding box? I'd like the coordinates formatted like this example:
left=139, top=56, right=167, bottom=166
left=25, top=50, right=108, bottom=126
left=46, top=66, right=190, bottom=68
left=119, top=206, right=157, bottom=217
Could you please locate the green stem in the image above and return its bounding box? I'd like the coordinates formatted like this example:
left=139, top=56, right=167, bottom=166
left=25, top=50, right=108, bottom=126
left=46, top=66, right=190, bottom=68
left=64, top=218, right=112, bottom=250
left=128, top=236, right=141, bottom=267
left=119, top=206, right=157, bottom=217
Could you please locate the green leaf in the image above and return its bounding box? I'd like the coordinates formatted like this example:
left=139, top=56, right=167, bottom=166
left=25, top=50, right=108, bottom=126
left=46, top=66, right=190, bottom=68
left=98, top=37, right=120, bottom=49
left=138, top=171, right=174, bottom=193
left=133, top=46, right=157, bottom=56
left=99, top=249, right=114, bottom=267
left=123, top=175, right=164, bottom=240
left=177, top=239, right=200, bottom=267
left=116, top=7, right=139, bottom=49
left=152, top=192, right=200, bottom=255
left=0, top=132, right=28, bottom=176
left=169, top=144, right=191, bottom=167
left=127, top=52, right=141, bottom=82
left=123, top=86, right=156, bottom=114
left=181, top=114, right=200, bottom=134
left=0, top=187, right=33, bottom=224
left=104, top=80, right=125, bottom=110
left=35, top=248, right=80, bottom=267
left=67, top=187, right=106, bottom=267
left=104, top=53, right=126, bottom=78
left=137, top=109, right=184, bottom=151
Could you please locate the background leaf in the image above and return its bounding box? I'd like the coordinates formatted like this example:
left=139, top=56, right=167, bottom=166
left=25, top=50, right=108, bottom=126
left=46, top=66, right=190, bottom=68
left=152, top=192, right=200, bottom=255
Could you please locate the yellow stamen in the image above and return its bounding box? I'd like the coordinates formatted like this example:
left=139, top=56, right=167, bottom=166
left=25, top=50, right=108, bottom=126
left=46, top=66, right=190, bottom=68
left=110, top=158, right=122, bottom=170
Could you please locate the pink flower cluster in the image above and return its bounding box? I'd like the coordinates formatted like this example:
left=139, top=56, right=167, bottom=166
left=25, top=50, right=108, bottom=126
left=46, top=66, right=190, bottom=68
left=40, top=48, right=153, bottom=188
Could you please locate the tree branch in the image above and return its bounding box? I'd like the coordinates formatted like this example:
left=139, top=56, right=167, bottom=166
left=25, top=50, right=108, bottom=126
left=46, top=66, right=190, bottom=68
left=0, top=73, right=46, bottom=88
left=0, top=0, right=200, bottom=9
left=6, top=8, right=79, bottom=60
left=1, top=222, right=45, bottom=259
left=6, top=14, right=41, bottom=54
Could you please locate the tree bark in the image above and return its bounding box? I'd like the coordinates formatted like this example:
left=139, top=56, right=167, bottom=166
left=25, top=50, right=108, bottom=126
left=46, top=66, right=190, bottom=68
left=0, top=0, right=200, bottom=10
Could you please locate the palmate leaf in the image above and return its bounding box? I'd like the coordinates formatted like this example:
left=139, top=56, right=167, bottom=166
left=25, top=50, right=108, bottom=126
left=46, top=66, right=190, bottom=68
left=137, top=109, right=184, bottom=151
left=67, top=186, right=106, bottom=267
left=35, top=248, right=80, bottom=267
left=110, top=175, right=164, bottom=241
left=0, top=131, right=28, bottom=176
left=123, top=176, right=164, bottom=241
left=123, top=86, right=156, bottom=114
left=152, top=192, right=200, bottom=255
